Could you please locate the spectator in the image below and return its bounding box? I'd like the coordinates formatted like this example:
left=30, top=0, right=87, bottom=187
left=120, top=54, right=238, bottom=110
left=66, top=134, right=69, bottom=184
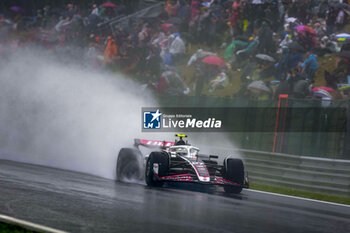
left=279, top=34, right=292, bottom=50
left=166, top=0, right=179, bottom=17
left=164, top=33, right=185, bottom=65
left=257, top=22, right=276, bottom=55
left=55, top=16, right=71, bottom=32
left=326, top=7, right=337, bottom=35
left=229, top=0, right=241, bottom=35
left=209, top=68, right=228, bottom=92
left=104, top=36, right=117, bottom=64
left=2, top=0, right=350, bottom=100
left=190, top=0, right=200, bottom=20
left=288, top=49, right=304, bottom=70
left=336, top=8, right=345, bottom=32
left=313, top=22, right=327, bottom=38
left=300, top=50, right=318, bottom=81
left=91, top=4, right=99, bottom=16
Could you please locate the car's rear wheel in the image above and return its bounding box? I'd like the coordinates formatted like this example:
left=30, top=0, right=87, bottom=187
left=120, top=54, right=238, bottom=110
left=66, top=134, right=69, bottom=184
left=145, top=152, right=169, bottom=187
left=223, top=158, right=244, bottom=194
left=116, top=148, right=143, bottom=181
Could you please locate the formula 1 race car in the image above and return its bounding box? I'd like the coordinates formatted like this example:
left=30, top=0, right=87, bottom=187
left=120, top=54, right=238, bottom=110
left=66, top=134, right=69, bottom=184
left=116, top=134, right=248, bottom=194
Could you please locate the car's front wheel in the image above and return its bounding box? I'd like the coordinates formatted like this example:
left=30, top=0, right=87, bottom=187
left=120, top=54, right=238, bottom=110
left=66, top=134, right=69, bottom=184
left=222, top=158, right=244, bottom=194
left=145, top=152, right=169, bottom=187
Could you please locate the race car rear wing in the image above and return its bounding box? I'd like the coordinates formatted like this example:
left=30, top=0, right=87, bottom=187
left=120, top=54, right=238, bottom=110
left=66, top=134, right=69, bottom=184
left=134, top=139, right=174, bottom=149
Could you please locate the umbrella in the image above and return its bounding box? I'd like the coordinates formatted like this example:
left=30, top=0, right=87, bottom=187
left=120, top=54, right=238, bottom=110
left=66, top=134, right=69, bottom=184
left=339, top=85, right=350, bottom=91
left=247, top=81, right=271, bottom=93
left=288, top=41, right=305, bottom=52
left=321, top=97, right=332, bottom=107
left=285, top=17, right=297, bottom=23
left=256, top=54, right=275, bottom=62
left=335, top=33, right=350, bottom=42
left=188, top=49, right=217, bottom=66
left=161, top=23, right=173, bottom=32
left=10, top=6, right=24, bottom=13
left=201, top=56, right=226, bottom=66
left=313, top=90, right=332, bottom=99
left=338, top=50, right=350, bottom=58
left=202, top=2, right=212, bottom=8
left=295, top=25, right=316, bottom=35
left=335, top=33, right=350, bottom=39
left=101, top=2, right=117, bottom=8
left=312, top=86, right=335, bottom=92
left=167, top=17, right=182, bottom=25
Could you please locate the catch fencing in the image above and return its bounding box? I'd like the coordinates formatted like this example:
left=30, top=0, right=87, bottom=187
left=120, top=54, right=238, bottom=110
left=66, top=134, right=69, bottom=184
left=109, top=2, right=164, bottom=33
left=97, top=2, right=165, bottom=35
left=95, top=2, right=164, bottom=36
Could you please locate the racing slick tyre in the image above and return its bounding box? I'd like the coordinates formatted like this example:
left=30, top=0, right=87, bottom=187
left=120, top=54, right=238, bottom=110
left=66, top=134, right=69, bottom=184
left=223, top=158, right=244, bottom=194
left=145, top=152, right=169, bottom=187
left=116, top=148, right=143, bottom=181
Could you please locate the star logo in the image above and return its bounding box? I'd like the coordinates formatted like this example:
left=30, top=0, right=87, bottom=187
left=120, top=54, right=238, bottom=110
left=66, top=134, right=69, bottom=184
left=151, top=109, right=162, bottom=122
left=143, top=109, right=162, bottom=129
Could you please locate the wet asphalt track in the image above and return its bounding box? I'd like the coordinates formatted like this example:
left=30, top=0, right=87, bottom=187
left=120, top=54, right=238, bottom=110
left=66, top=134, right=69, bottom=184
left=0, top=159, right=349, bottom=233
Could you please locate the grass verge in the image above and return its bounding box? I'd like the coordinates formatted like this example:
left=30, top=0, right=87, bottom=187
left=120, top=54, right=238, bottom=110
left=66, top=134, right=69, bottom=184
left=249, top=182, right=350, bottom=205
left=0, top=222, right=39, bottom=233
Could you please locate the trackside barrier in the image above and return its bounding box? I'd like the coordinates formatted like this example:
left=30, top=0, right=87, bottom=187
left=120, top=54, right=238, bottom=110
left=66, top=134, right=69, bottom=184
left=0, top=214, right=67, bottom=233
left=237, top=149, right=350, bottom=197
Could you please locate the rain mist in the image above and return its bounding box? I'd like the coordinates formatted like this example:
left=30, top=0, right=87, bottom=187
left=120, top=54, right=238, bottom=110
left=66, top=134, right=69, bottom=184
left=0, top=48, right=161, bottom=179
left=0, top=48, right=242, bottom=180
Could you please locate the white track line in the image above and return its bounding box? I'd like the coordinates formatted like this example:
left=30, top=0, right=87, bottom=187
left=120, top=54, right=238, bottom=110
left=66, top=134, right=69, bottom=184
left=0, top=214, right=67, bottom=233
left=246, top=189, right=350, bottom=208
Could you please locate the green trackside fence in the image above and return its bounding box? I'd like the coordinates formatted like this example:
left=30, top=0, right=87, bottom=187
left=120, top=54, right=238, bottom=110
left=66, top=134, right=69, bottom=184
left=156, top=96, right=349, bottom=160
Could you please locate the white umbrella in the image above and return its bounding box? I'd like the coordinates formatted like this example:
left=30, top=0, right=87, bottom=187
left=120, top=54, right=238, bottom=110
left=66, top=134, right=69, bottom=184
left=285, top=17, right=297, bottom=23
left=187, top=49, right=217, bottom=67
left=256, top=54, right=275, bottom=62
left=247, top=81, right=271, bottom=93
left=313, top=90, right=332, bottom=99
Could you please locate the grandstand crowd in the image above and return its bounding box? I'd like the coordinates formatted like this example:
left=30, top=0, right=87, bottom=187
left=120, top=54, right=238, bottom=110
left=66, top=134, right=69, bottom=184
left=0, top=0, right=350, bottom=100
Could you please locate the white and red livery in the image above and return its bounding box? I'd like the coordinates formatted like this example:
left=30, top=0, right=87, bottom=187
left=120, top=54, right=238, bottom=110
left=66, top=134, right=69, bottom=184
left=117, top=135, right=248, bottom=194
